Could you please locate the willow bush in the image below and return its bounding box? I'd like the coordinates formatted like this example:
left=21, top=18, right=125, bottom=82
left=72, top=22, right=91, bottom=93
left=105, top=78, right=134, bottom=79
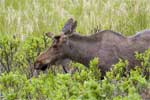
left=0, top=57, right=149, bottom=100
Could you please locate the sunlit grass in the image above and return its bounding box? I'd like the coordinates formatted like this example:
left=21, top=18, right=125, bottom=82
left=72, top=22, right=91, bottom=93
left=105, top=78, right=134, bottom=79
left=0, top=0, right=150, bottom=37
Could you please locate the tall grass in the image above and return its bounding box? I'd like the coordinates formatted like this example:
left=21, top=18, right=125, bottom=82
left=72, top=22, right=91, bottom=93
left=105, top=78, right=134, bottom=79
left=0, top=0, right=150, bottom=37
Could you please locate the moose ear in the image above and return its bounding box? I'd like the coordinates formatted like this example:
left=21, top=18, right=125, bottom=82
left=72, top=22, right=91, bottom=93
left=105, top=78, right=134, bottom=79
left=62, top=18, right=78, bottom=35
left=45, top=32, right=54, bottom=38
left=65, top=18, right=74, bottom=25
left=71, top=20, right=77, bottom=32
left=62, top=18, right=73, bottom=33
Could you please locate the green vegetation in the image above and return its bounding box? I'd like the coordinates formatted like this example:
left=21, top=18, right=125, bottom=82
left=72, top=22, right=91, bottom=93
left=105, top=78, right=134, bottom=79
left=0, top=0, right=150, bottom=99
left=0, top=57, right=149, bottom=100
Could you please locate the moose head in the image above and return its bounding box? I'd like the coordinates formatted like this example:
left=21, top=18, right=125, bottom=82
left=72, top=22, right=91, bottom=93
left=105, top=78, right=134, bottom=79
left=34, top=18, right=77, bottom=71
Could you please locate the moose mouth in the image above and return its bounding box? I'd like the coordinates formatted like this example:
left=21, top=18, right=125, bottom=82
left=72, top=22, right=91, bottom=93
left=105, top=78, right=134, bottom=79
left=40, top=64, right=49, bottom=71
left=34, top=60, right=57, bottom=71
left=34, top=56, right=61, bottom=71
left=34, top=62, right=49, bottom=71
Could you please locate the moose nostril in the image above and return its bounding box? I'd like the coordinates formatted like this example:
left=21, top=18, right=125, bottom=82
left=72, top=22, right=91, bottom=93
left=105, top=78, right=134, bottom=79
left=34, top=62, right=40, bottom=69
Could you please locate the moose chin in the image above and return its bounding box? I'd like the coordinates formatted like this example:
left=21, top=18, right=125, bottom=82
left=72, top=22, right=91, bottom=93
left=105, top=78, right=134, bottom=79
left=34, top=18, right=150, bottom=78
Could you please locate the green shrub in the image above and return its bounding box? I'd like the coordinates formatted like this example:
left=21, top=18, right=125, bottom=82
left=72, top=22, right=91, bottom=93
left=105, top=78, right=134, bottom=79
left=0, top=34, right=50, bottom=77
left=135, top=49, right=150, bottom=79
left=0, top=57, right=149, bottom=100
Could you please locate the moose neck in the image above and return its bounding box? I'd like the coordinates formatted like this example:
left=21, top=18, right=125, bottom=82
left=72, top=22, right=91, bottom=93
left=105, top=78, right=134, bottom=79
left=65, top=34, right=99, bottom=66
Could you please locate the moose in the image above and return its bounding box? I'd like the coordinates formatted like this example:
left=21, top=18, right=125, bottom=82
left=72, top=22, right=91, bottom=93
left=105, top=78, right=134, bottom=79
left=34, top=18, right=150, bottom=77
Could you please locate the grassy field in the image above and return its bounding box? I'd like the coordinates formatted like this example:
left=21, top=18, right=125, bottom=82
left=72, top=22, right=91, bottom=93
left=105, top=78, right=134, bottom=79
left=1, top=0, right=150, bottom=36
left=0, top=0, right=150, bottom=100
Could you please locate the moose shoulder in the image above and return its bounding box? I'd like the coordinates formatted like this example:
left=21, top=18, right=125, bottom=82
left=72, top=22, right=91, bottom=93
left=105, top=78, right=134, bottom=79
left=34, top=18, right=150, bottom=77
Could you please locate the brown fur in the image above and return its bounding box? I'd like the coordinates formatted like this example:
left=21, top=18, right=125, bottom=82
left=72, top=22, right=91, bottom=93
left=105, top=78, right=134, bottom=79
left=34, top=19, right=150, bottom=77
left=34, top=29, right=150, bottom=77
